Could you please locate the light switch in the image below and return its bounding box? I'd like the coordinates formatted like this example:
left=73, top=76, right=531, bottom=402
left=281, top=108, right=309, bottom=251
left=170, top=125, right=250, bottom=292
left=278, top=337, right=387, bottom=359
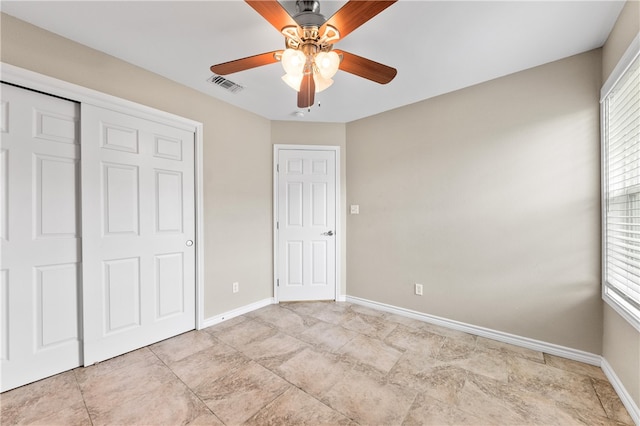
left=350, top=205, right=360, bottom=214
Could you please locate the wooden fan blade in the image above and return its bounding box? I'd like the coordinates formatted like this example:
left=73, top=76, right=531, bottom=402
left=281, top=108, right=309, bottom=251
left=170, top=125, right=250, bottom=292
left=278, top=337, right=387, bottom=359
left=335, top=50, right=397, bottom=84
left=245, top=0, right=298, bottom=32
left=210, top=51, right=281, bottom=75
left=297, top=73, right=316, bottom=108
left=320, top=0, right=396, bottom=43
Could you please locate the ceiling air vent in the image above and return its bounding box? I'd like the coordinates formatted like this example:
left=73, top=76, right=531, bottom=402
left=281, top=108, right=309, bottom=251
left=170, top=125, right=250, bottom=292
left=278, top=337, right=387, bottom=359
left=208, top=75, right=244, bottom=94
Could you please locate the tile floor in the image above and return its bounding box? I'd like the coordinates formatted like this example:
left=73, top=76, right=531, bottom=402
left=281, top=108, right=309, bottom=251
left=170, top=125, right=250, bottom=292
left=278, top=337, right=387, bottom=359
left=1, top=301, right=635, bottom=425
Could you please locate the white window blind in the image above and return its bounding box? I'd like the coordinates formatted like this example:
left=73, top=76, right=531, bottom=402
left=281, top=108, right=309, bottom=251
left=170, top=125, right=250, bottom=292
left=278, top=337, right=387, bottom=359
left=603, top=43, right=640, bottom=330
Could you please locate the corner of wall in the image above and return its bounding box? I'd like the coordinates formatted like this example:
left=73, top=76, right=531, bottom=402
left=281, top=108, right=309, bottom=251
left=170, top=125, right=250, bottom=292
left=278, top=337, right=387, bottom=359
left=600, top=0, right=640, bottom=418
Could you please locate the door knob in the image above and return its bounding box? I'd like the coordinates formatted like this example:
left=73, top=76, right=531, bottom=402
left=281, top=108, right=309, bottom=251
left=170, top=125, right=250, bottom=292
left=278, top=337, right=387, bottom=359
left=322, top=230, right=334, bottom=236
left=186, top=240, right=194, bottom=247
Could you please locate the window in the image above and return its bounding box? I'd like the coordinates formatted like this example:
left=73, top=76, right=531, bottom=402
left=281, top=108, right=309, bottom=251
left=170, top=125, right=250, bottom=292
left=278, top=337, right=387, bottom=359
left=602, top=34, right=640, bottom=331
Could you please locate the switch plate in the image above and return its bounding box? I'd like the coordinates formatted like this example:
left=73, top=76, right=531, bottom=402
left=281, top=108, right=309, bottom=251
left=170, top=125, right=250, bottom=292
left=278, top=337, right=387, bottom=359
left=415, top=283, right=423, bottom=296
left=350, top=205, right=360, bottom=214
left=232, top=282, right=239, bottom=293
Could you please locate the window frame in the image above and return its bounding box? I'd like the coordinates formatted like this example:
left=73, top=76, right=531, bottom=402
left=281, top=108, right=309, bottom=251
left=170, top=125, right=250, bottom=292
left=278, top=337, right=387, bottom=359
left=601, top=33, right=640, bottom=332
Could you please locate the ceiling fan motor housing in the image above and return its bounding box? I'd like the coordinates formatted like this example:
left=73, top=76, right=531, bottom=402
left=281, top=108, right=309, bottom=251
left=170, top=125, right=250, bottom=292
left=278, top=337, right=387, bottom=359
left=294, top=0, right=325, bottom=27
left=285, top=1, right=338, bottom=54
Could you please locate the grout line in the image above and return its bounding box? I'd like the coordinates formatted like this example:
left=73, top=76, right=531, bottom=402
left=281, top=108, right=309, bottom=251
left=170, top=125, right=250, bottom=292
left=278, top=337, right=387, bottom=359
left=148, top=337, right=229, bottom=426
left=72, top=368, right=95, bottom=426
left=246, top=307, right=370, bottom=424
left=398, top=393, right=420, bottom=425
left=590, top=376, right=613, bottom=422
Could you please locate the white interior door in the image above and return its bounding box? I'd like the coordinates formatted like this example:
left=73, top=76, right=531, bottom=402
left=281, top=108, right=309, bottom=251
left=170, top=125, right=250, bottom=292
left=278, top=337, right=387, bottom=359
left=276, top=148, right=337, bottom=301
left=81, top=104, right=195, bottom=365
left=1, top=84, right=82, bottom=391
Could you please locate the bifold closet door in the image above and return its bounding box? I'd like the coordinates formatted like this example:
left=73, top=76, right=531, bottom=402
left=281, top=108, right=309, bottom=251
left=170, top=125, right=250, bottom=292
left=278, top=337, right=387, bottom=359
left=81, top=104, right=196, bottom=365
left=1, top=83, right=82, bottom=392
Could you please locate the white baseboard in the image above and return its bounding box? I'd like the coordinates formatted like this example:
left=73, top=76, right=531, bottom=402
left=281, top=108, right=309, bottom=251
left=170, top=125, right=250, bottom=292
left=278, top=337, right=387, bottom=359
left=601, top=358, right=640, bottom=425
left=345, top=296, right=602, bottom=366
left=199, top=297, right=274, bottom=330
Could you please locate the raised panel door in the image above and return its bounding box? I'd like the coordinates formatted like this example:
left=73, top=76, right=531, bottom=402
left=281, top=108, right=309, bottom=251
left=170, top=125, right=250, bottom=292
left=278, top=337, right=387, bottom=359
left=277, top=149, right=336, bottom=301
left=0, top=83, right=81, bottom=391
left=81, top=104, right=195, bottom=365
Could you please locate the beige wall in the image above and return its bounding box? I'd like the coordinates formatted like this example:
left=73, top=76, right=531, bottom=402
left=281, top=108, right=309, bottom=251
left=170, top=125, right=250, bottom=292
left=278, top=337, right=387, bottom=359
left=603, top=305, right=640, bottom=404
left=602, top=0, right=640, bottom=82
left=0, top=13, right=274, bottom=318
left=346, top=50, right=603, bottom=353
left=271, top=122, right=347, bottom=297
left=601, top=0, right=640, bottom=409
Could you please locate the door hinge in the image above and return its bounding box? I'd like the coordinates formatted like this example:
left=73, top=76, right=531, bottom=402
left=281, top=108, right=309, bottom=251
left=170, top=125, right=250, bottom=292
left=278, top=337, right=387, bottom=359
left=277, top=279, right=280, bottom=287
left=277, top=221, right=279, bottom=230
left=277, top=164, right=279, bottom=173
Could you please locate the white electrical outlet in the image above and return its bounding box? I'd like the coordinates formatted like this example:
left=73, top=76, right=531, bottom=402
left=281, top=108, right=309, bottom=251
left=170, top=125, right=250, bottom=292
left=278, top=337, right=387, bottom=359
left=232, top=282, right=239, bottom=293
left=415, top=283, right=423, bottom=296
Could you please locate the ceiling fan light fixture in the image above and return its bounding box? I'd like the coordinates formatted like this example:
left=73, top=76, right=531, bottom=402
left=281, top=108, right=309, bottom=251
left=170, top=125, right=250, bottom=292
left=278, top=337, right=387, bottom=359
left=282, top=73, right=303, bottom=91
left=281, top=48, right=306, bottom=76
left=315, top=51, right=340, bottom=79
left=313, top=73, right=333, bottom=93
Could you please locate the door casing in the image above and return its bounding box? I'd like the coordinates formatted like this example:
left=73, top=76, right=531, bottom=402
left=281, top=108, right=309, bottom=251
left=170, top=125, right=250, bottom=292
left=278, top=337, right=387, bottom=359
left=273, top=144, right=341, bottom=303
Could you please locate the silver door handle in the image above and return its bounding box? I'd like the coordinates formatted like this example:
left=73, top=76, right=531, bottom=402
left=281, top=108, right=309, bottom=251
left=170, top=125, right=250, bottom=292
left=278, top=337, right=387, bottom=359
left=322, top=231, right=334, bottom=236
left=186, top=240, right=194, bottom=247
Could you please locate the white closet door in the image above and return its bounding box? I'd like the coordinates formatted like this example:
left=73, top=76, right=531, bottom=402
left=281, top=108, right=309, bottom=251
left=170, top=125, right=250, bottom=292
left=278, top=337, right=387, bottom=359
left=81, top=104, right=195, bottom=365
left=1, top=84, right=81, bottom=391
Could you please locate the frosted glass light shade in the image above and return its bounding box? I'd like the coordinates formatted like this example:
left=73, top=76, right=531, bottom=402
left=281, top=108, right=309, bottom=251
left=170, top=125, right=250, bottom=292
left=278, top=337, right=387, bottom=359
left=315, top=51, right=340, bottom=79
left=282, top=73, right=303, bottom=91
left=281, top=48, right=305, bottom=76
left=313, top=73, right=334, bottom=93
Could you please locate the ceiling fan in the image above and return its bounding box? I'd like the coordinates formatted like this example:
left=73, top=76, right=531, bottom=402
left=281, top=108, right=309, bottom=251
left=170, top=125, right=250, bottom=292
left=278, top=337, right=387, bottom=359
left=210, top=0, right=398, bottom=109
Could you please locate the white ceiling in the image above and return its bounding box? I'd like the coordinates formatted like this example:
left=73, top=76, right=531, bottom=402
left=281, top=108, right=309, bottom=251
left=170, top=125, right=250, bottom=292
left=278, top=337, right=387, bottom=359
left=1, top=0, right=625, bottom=123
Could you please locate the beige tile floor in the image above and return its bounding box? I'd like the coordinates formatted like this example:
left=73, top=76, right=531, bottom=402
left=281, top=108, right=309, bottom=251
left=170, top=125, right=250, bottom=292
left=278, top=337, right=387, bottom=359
left=1, top=301, right=635, bottom=425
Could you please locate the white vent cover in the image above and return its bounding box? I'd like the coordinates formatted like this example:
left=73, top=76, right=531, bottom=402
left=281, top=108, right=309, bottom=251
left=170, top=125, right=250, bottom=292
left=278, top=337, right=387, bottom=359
left=207, top=75, right=244, bottom=94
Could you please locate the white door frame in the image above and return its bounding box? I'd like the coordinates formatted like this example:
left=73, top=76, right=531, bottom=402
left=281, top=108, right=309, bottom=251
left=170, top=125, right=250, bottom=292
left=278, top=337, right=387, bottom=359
left=1, top=63, right=206, bottom=330
left=273, top=144, right=341, bottom=303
